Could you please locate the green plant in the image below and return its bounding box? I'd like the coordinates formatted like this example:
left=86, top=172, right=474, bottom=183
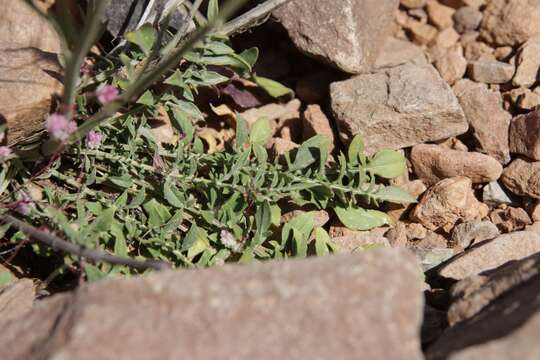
left=0, top=0, right=414, bottom=281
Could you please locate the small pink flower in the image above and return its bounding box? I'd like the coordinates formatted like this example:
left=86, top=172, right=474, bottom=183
left=46, top=113, right=77, bottom=142
left=0, top=146, right=13, bottom=162
left=15, top=193, right=34, bottom=215
left=97, top=85, right=119, bottom=104
left=86, top=131, right=103, bottom=149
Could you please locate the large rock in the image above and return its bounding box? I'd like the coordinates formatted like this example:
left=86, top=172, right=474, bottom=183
left=0, top=251, right=425, bottom=360
left=509, top=108, right=540, bottom=160
left=0, top=279, right=34, bottom=323
left=331, top=63, right=468, bottom=154
left=513, top=38, right=540, bottom=88
left=0, top=0, right=63, bottom=144
left=453, top=79, right=511, bottom=164
left=480, top=0, right=540, bottom=46
left=501, top=158, right=540, bottom=199
left=274, top=0, right=399, bottom=73
left=410, top=144, right=502, bottom=186
left=437, top=231, right=540, bottom=280
left=427, top=253, right=540, bottom=359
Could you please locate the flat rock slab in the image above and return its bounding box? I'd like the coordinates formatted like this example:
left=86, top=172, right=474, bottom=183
left=438, top=231, right=540, bottom=280
left=331, top=63, right=467, bottom=154
left=0, top=250, right=424, bottom=360
left=274, top=0, right=399, bottom=73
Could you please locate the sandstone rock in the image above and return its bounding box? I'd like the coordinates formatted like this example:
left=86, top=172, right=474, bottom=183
left=0, top=251, right=425, bottom=360
left=0, top=0, right=63, bottom=144
left=480, top=0, right=540, bottom=47
left=407, top=20, right=438, bottom=46
left=493, top=46, right=513, bottom=61
left=482, top=181, right=517, bottom=207
left=428, top=254, right=540, bottom=359
left=401, top=0, right=426, bottom=9
left=410, top=144, right=502, bottom=186
left=274, top=0, right=399, bottom=73
left=509, top=108, right=540, bottom=160
left=434, top=45, right=467, bottom=85
left=331, top=234, right=390, bottom=253
left=387, top=179, right=428, bottom=220
left=513, top=38, right=540, bottom=88
left=453, top=79, right=511, bottom=164
left=531, top=201, right=540, bottom=221
left=433, top=27, right=460, bottom=48
left=453, top=6, right=482, bottom=34
left=0, top=279, right=34, bottom=324
left=436, top=137, right=468, bottom=151
left=516, top=90, right=540, bottom=110
left=467, top=59, right=515, bottom=84
left=302, top=105, right=335, bottom=152
left=463, top=41, right=495, bottom=61
left=410, top=177, right=488, bottom=232
left=375, top=37, right=427, bottom=69
left=407, top=223, right=428, bottom=241
left=489, top=207, right=532, bottom=233
left=385, top=222, right=409, bottom=247
left=408, top=8, right=428, bottom=24
left=451, top=221, right=500, bottom=250
left=459, top=30, right=480, bottom=45
left=426, top=0, right=455, bottom=29
left=240, top=99, right=301, bottom=138
left=437, top=231, right=540, bottom=280
left=270, top=138, right=299, bottom=156
left=528, top=221, right=540, bottom=235
left=412, top=248, right=454, bottom=271
left=331, top=63, right=467, bottom=154
left=501, top=158, right=540, bottom=199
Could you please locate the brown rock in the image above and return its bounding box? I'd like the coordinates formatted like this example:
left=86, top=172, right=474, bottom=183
left=0, top=279, right=34, bottom=323
left=331, top=234, right=390, bottom=253
left=331, top=63, right=468, bottom=154
left=531, top=201, right=540, bottom=222
left=463, top=41, right=495, bottom=61
left=375, top=37, right=427, bottom=69
left=385, top=222, right=409, bottom=247
left=489, top=207, right=532, bottom=233
left=410, top=144, right=503, bottom=186
left=274, top=0, right=399, bottom=73
left=433, top=27, right=460, bottom=48
left=509, top=108, right=540, bottom=160
left=452, top=6, right=482, bottom=34
left=501, top=158, right=540, bottom=199
left=467, top=59, right=515, bottom=84
left=513, top=38, right=540, bottom=88
left=436, top=136, right=468, bottom=151
left=493, top=46, right=513, bottom=61
left=453, top=79, right=511, bottom=164
left=451, top=221, right=500, bottom=250
left=516, top=90, right=540, bottom=110
left=434, top=45, right=467, bottom=84
left=387, top=179, right=428, bottom=220
left=410, top=177, right=488, bottom=232
left=408, top=8, right=428, bottom=24
left=400, top=0, right=426, bottom=9
left=270, top=138, right=299, bottom=156
left=426, top=0, right=455, bottom=30
left=302, top=105, right=335, bottom=151
left=527, top=221, right=540, bottom=235
left=407, top=20, right=438, bottom=46
left=480, top=0, right=540, bottom=47
left=0, top=251, right=425, bottom=360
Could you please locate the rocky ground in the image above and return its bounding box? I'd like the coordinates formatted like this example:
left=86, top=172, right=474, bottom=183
left=2, top=0, right=540, bottom=358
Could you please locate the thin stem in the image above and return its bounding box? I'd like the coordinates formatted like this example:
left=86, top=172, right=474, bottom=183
left=221, top=0, right=291, bottom=36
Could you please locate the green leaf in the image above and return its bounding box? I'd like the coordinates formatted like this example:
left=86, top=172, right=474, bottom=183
left=108, top=175, right=133, bottom=189
left=163, top=177, right=184, bottom=208
left=290, top=135, right=330, bottom=171
left=0, top=269, right=14, bottom=287
left=366, top=149, right=407, bottom=179
left=207, top=0, right=219, bottom=22
left=111, top=221, right=128, bottom=257
left=125, top=23, right=156, bottom=56
left=371, top=186, right=416, bottom=204
left=239, top=47, right=259, bottom=69
left=253, top=201, right=272, bottom=245
left=197, top=70, right=229, bottom=86
left=249, top=117, right=271, bottom=146
left=137, top=90, right=155, bottom=106
left=314, top=227, right=331, bottom=256
left=254, top=76, right=294, bottom=98
left=84, top=264, right=107, bottom=282
left=281, top=212, right=315, bottom=257
left=334, top=206, right=392, bottom=231
left=127, top=187, right=146, bottom=209
left=235, top=113, right=249, bottom=149
left=143, top=199, right=172, bottom=227
left=348, top=135, right=365, bottom=166
left=93, top=207, right=116, bottom=233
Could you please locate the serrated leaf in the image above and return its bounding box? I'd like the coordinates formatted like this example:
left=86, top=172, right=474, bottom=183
left=366, top=149, right=407, bottom=179
left=250, top=117, right=271, bottom=146
left=125, top=23, right=156, bottom=56
left=334, top=206, right=392, bottom=231
left=254, top=76, right=294, bottom=98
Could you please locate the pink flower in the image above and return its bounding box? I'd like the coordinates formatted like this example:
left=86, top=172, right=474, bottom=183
left=97, top=85, right=119, bottom=104
left=15, top=193, right=34, bottom=215
left=46, top=113, right=77, bottom=142
left=0, top=146, right=13, bottom=162
left=86, top=131, right=103, bottom=149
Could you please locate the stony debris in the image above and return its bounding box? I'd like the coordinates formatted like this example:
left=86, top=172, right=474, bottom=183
left=302, top=105, right=335, bottom=152
left=331, top=62, right=467, bottom=154
left=467, top=59, right=515, bottom=84
left=516, top=89, right=540, bottom=110
left=410, top=144, right=502, bottom=185
left=401, top=0, right=427, bottom=9
left=433, top=27, right=460, bottom=48
left=453, top=79, right=511, bottom=164
left=489, top=206, right=532, bottom=233
left=509, top=108, right=540, bottom=160
left=434, top=45, right=467, bottom=84
left=501, top=158, right=540, bottom=199
left=452, top=6, right=482, bottom=34
left=482, top=181, right=517, bottom=207
left=407, top=20, right=439, bottom=45
left=0, top=279, right=34, bottom=324
left=512, top=38, right=540, bottom=88
left=426, top=0, right=455, bottom=30
left=451, top=221, right=500, bottom=250
left=375, top=37, right=427, bottom=69
left=437, top=231, right=540, bottom=280
left=274, top=0, right=399, bottom=73
left=410, top=177, right=488, bottom=232
left=0, top=251, right=425, bottom=360
left=331, top=233, right=391, bottom=253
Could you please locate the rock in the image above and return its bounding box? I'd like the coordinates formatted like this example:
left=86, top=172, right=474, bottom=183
left=270, top=138, right=299, bottom=156
left=401, top=0, right=426, bottom=9
left=0, top=279, right=34, bottom=323
left=412, top=248, right=454, bottom=271
left=493, top=46, right=513, bottom=61
left=528, top=221, right=540, bottom=235
left=0, top=251, right=425, bottom=360
left=410, top=144, right=503, bottom=186
left=467, top=59, right=515, bottom=84
left=408, top=8, right=428, bottom=23
left=433, top=27, right=460, bottom=48
left=480, top=0, right=540, bottom=47
left=274, top=0, right=399, bottom=73
left=240, top=99, right=301, bottom=136
left=463, top=41, right=495, bottom=61
left=331, top=63, right=468, bottom=154
left=451, top=221, right=500, bottom=250
left=501, top=158, right=540, bottom=199
left=331, top=234, right=390, bottom=253
left=482, top=181, right=517, bottom=207
left=516, top=90, right=540, bottom=110
left=407, top=20, right=439, bottom=46
left=531, top=201, right=540, bottom=221
left=437, top=231, right=540, bottom=280
left=434, top=45, right=467, bottom=85
left=407, top=223, right=428, bottom=241
left=374, top=37, right=427, bottom=69
left=385, top=222, right=409, bottom=247
left=0, top=0, right=63, bottom=144
left=512, top=38, right=540, bottom=88
left=436, top=137, right=469, bottom=151
left=302, top=105, right=335, bottom=152
left=428, top=253, right=540, bottom=359
left=426, top=0, right=455, bottom=30
left=452, top=6, right=482, bottom=34
left=410, top=177, right=488, bottom=232
left=489, top=207, right=532, bottom=233
left=386, top=180, right=427, bottom=221
left=281, top=210, right=329, bottom=228
left=509, top=108, right=540, bottom=160
left=453, top=79, right=511, bottom=164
